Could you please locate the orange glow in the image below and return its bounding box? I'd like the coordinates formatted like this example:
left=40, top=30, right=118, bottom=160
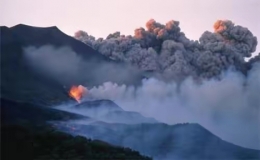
left=214, top=20, right=227, bottom=33
left=69, top=85, right=87, bottom=103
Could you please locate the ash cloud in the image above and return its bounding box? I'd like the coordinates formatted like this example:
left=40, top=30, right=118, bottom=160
left=75, top=19, right=258, bottom=81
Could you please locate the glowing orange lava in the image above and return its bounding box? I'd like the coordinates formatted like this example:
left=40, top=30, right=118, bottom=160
left=69, top=85, right=87, bottom=103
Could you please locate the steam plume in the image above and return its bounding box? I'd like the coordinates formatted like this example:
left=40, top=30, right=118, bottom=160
left=87, top=62, right=260, bottom=149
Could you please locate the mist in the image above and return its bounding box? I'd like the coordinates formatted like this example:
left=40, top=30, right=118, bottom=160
left=23, top=45, right=144, bottom=87
left=87, top=62, right=260, bottom=149
left=23, top=46, right=81, bottom=84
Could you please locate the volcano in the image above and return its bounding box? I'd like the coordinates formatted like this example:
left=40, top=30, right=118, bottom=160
left=1, top=24, right=259, bottom=160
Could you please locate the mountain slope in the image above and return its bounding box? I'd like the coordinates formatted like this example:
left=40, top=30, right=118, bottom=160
left=0, top=98, right=152, bottom=160
left=0, top=24, right=143, bottom=106
left=0, top=98, right=88, bottom=124
left=53, top=121, right=260, bottom=160
left=56, top=100, right=158, bottom=124
left=1, top=125, right=151, bottom=160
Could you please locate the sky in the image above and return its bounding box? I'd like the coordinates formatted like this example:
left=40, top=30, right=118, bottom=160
left=1, top=0, right=259, bottom=56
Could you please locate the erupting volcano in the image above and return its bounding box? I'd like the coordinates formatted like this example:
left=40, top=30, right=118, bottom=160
left=69, top=85, right=87, bottom=103
left=1, top=7, right=260, bottom=159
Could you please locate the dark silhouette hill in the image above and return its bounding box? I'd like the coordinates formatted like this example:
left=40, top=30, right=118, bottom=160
left=1, top=125, right=151, bottom=160
left=0, top=98, right=152, bottom=160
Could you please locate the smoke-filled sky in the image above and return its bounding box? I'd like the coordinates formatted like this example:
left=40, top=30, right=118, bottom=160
left=0, top=0, right=259, bottom=56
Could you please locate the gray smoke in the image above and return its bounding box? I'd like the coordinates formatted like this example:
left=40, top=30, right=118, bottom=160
left=23, top=45, right=144, bottom=87
left=23, top=46, right=82, bottom=84
left=75, top=19, right=258, bottom=81
left=88, top=62, right=260, bottom=150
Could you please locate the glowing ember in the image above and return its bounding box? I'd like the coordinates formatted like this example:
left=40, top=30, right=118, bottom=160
left=69, top=85, right=87, bottom=103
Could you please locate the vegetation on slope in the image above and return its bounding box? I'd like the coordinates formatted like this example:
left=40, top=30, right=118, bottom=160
left=1, top=124, right=152, bottom=160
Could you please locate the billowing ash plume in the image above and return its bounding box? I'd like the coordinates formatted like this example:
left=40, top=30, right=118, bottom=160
left=71, top=19, right=259, bottom=150
left=75, top=19, right=258, bottom=80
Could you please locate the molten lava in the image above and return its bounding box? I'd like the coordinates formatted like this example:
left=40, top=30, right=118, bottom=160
left=69, top=85, right=87, bottom=103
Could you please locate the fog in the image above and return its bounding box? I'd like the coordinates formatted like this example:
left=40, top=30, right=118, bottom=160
left=23, top=45, right=143, bottom=87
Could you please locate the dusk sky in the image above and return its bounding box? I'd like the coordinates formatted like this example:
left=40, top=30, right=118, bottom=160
left=1, top=0, right=259, bottom=56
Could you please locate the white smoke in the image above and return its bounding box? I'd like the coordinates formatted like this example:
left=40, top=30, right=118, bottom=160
left=88, top=63, right=260, bottom=149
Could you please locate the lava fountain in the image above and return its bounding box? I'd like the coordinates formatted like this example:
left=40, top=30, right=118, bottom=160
left=69, top=85, right=87, bottom=103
